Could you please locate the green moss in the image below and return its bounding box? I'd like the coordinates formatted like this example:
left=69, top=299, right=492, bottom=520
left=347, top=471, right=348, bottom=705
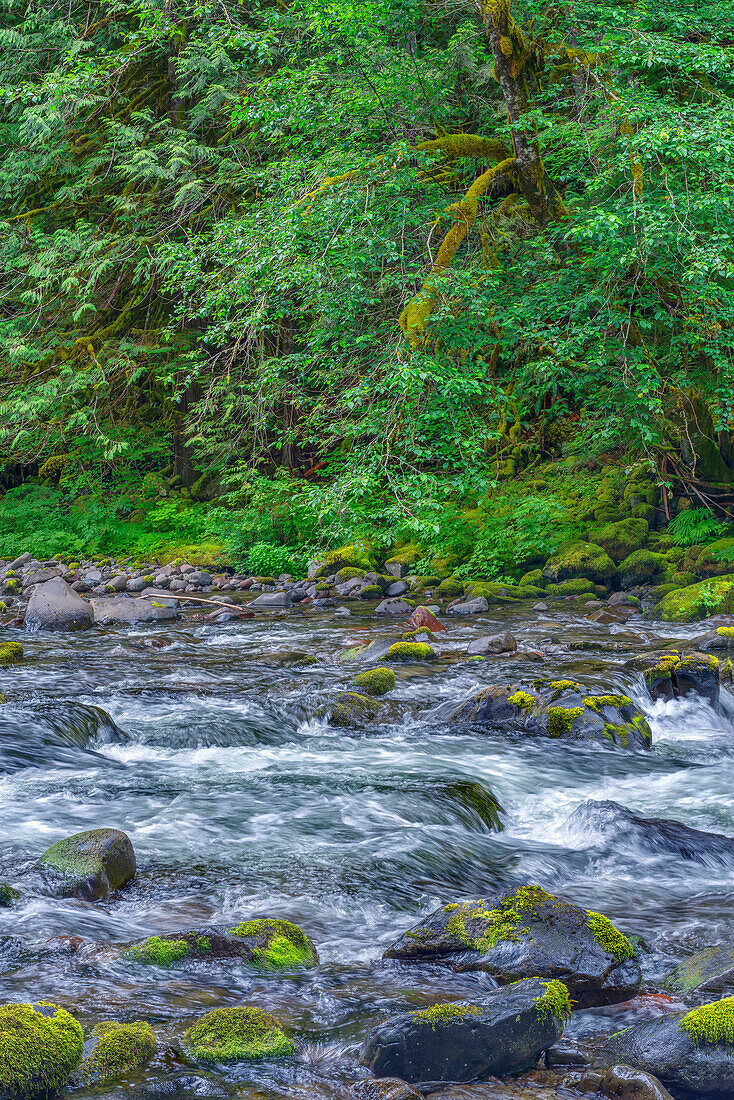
left=586, top=910, right=634, bottom=961
left=437, top=577, right=465, bottom=598
left=352, top=667, right=396, bottom=696
left=385, top=544, right=422, bottom=569
left=628, top=713, right=653, bottom=748
left=0, top=884, right=19, bottom=907
left=195, top=936, right=211, bottom=952
left=328, top=691, right=380, bottom=727
left=0, top=642, right=23, bottom=667
left=547, top=706, right=584, bottom=737
left=315, top=543, right=377, bottom=578
left=542, top=542, right=617, bottom=584
left=680, top=997, right=734, bottom=1045
left=541, top=679, right=580, bottom=701
left=717, top=627, right=734, bottom=637
left=126, top=936, right=190, bottom=966
left=75, top=1021, right=156, bottom=1086
left=546, top=579, right=596, bottom=597
left=3, top=579, right=19, bottom=592
left=519, top=569, right=544, bottom=587
left=654, top=575, right=734, bottom=622
left=507, top=690, right=536, bottom=712
left=534, top=980, right=572, bottom=1023
left=358, top=584, right=383, bottom=599
left=589, top=518, right=649, bottom=563
left=582, top=694, right=634, bottom=711
left=181, top=1007, right=294, bottom=1063
left=411, top=1003, right=481, bottom=1030
left=0, top=1002, right=83, bottom=1096
left=335, top=567, right=365, bottom=583
left=445, top=885, right=554, bottom=954
left=228, top=918, right=317, bottom=969
left=386, top=642, right=435, bottom=662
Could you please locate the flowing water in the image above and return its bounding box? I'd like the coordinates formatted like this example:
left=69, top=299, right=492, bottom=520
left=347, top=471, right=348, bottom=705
left=0, top=605, right=732, bottom=1098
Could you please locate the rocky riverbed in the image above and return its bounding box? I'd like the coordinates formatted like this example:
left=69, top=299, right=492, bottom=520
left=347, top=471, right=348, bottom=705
left=3, top=553, right=734, bottom=1099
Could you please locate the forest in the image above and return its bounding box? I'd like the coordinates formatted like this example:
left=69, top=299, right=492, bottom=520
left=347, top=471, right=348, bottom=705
left=1, top=0, right=733, bottom=583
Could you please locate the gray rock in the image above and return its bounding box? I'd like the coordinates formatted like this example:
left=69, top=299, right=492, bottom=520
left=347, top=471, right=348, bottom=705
left=385, top=580, right=409, bottom=597
left=448, top=597, right=489, bottom=614
left=169, top=579, right=187, bottom=592
left=82, top=568, right=103, bottom=584
left=24, top=566, right=62, bottom=588
left=385, top=885, right=640, bottom=1008
left=466, top=631, right=517, bottom=655
left=248, top=590, right=294, bottom=609
left=127, top=576, right=151, bottom=592
left=107, top=574, right=128, bottom=592
left=663, top=943, right=734, bottom=998
left=335, top=578, right=364, bottom=597
left=570, top=800, right=734, bottom=867
left=71, top=580, right=91, bottom=593
left=349, top=1080, right=421, bottom=1100
left=533, top=601, right=549, bottom=611
left=187, top=571, right=213, bottom=586
left=40, top=827, right=136, bottom=900
left=25, top=578, right=93, bottom=631
left=375, top=598, right=413, bottom=615
left=604, top=1002, right=734, bottom=1096
left=360, top=977, right=566, bottom=1083
left=8, top=553, right=31, bottom=570
left=91, top=598, right=177, bottom=624
left=334, top=607, right=352, bottom=617
left=608, top=592, right=641, bottom=608
left=384, top=561, right=409, bottom=578
left=154, top=574, right=171, bottom=587
left=600, top=1065, right=674, bottom=1100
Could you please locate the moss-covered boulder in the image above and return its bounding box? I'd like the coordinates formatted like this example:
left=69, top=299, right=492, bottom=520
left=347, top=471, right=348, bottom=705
left=628, top=652, right=720, bottom=708
left=542, top=542, right=617, bottom=585
left=0, top=1002, right=83, bottom=1099
left=652, top=575, right=734, bottom=622
left=351, top=668, right=395, bottom=696
left=338, top=640, right=393, bottom=664
left=360, top=977, right=569, bottom=1083
left=0, top=643, right=23, bottom=668
left=694, top=539, right=734, bottom=578
left=0, top=885, right=19, bottom=908
left=519, top=569, right=544, bottom=587
left=125, top=919, right=317, bottom=970
left=618, top=549, right=667, bottom=589
left=384, top=544, right=422, bottom=578
left=73, top=1021, right=156, bottom=1086
left=385, top=885, right=640, bottom=1007
left=663, top=944, right=734, bottom=999
left=40, top=828, right=135, bottom=901
left=604, top=996, right=734, bottom=1096
left=385, top=642, right=435, bottom=662
left=590, top=518, right=649, bottom=562
left=545, top=578, right=596, bottom=597
left=181, top=1007, right=294, bottom=1063
left=328, top=692, right=381, bottom=727
left=436, top=577, right=464, bottom=598
left=314, top=543, right=377, bottom=579
left=452, top=680, right=652, bottom=751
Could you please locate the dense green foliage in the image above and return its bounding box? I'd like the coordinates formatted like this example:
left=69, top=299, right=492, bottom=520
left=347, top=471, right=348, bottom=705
left=2, top=0, right=734, bottom=561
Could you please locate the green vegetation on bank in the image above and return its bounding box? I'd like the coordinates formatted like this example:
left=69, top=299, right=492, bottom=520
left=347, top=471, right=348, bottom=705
left=1, top=0, right=734, bottom=574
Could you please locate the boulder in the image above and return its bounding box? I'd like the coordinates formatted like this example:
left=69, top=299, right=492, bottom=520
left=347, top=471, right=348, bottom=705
left=0, top=884, right=19, bottom=908
left=24, top=566, right=63, bottom=587
left=125, top=918, right=317, bottom=969
left=375, top=598, right=413, bottom=615
left=627, top=652, right=720, bottom=707
left=447, top=597, right=489, bottom=615
left=180, top=1007, right=293, bottom=1063
left=25, top=577, right=93, bottom=631
left=247, top=590, right=294, bottom=609
left=91, top=597, right=177, bottom=624
left=466, top=632, right=516, bottom=656
left=385, top=885, right=640, bottom=1007
left=696, top=626, right=734, bottom=654
left=328, top=692, right=381, bottom=727
left=604, top=996, right=734, bottom=1096
left=339, top=640, right=394, bottom=664
left=571, top=800, right=734, bottom=866
left=408, top=607, right=446, bottom=633
left=652, top=575, right=734, bottom=622
left=73, top=1021, right=156, bottom=1086
left=453, top=680, right=652, bottom=751
left=618, top=550, right=667, bottom=589
left=663, top=944, right=734, bottom=998
left=542, top=542, right=617, bottom=585
left=40, top=828, right=136, bottom=900
left=599, top=1065, right=674, bottom=1100
left=360, top=978, right=569, bottom=1083
left=0, top=1003, right=83, bottom=1098
left=590, top=519, right=649, bottom=563
left=385, top=581, right=409, bottom=597
left=352, top=668, right=396, bottom=696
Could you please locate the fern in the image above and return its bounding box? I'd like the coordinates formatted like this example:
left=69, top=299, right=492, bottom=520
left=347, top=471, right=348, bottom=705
left=666, top=507, right=728, bottom=547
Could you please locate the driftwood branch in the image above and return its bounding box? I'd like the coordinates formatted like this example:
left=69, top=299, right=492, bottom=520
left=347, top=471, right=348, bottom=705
left=139, top=592, right=253, bottom=613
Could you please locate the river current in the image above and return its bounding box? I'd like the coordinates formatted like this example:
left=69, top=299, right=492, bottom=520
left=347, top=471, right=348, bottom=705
left=0, top=604, right=732, bottom=1098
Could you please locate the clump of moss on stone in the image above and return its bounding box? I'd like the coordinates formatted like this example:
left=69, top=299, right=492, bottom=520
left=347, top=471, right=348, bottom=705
left=445, top=885, right=554, bottom=954
left=586, top=910, right=634, bottom=961
left=328, top=692, right=380, bottom=727
left=386, top=642, right=435, bottom=662
left=533, top=679, right=580, bottom=700
left=0, top=1002, right=83, bottom=1097
left=534, top=980, right=572, bottom=1023
left=680, top=997, right=734, bottom=1045
left=229, top=918, right=317, bottom=969
left=717, top=627, right=734, bottom=638
left=181, top=1007, right=294, bottom=1063
left=582, top=694, right=634, bottom=711
left=0, top=884, right=19, bottom=907
left=507, top=690, right=536, bottom=712
left=412, top=1003, right=481, bottom=1030
left=352, top=667, right=396, bottom=696
left=547, top=706, right=584, bottom=738
left=74, top=1021, right=156, bottom=1086
left=0, top=642, right=23, bottom=667
left=126, top=936, right=190, bottom=966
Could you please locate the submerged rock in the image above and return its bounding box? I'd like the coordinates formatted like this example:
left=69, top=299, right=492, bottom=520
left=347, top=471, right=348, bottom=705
left=25, top=577, right=93, bottom=631
left=125, top=918, right=317, bottom=969
left=385, top=884, right=640, bottom=1007
left=73, top=1020, right=156, bottom=1086
left=599, top=1064, right=674, bottom=1100
left=452, top=679, right=652, bottom=750
left=571, top=800, right=734, bottom=865
left=466, top=632, right=517, bottom=656
left=350, top=1079, right=422, bottom=1100
left=0, top=1002, right=83, bottom=1098
left=327, top=692, right=381, bottom=727
left=663, top=944, right=734, bottom=998
left=181, top=1006, right=293, bottom=1063
left=40, top=827, right=136, bottom=900
left=604, top=995, right=734, bottom=1096
left=360, top=977, right=569, bottom=1083
left=0, top=884, right=19, bottom=908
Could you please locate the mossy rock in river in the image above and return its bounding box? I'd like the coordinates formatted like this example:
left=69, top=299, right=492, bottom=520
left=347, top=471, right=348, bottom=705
left=125, top=919, right=317, bottom=970
left=0, top=884, right=19, bottom=908
left=0, top=642, right=23, bottom=668
left=40, top=827, right=135, bottom=901
left=452, top=679, right=652, bottom=751
left=72, top=1021, right=156, bottom=1087
left=626, top=651, right=720, bottom=708
left=314, top=543, right=377, bottom=578
left=385, top=884, right=640, bottom=1008
left=327, top=692, right=381, bottom=727
left=385, top=642, right=436, bottom=662
left=0, top=1002, right=83, bottom=1099
left=542, top=542, right=617, bottom=585
left=545, top=578, right=596, bottom=597
left=352, top=667, right=396, bottom=696
left=652, top=574, right=734, bottom=622
left=181, top=1007, right=294, bottom=1063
